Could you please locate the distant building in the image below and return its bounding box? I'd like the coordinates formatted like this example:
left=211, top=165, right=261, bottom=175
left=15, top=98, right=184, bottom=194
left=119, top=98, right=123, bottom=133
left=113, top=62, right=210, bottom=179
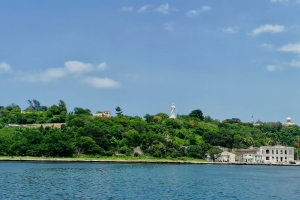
left=234, top=147, right=259, bottom=162
left=236, top=146, right=294, bottom=164
left=253, top=120, right=263, bottom=126
left=253, top=117, right=297, bottom=126
left=282, top=117, right=296, bottom=126
left=216, top=151, right=236, bottom=163
left=93, top=110, right=111, bottom=117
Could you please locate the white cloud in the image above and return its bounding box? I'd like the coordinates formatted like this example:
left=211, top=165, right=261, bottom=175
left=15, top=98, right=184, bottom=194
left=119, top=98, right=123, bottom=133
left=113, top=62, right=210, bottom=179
left=19, top=68, right=67, bottom=82
left=82, top=77, right=120, bottom=88
left=261, top=43, right=273, bottom=48
left=0, top=62, right=12, bottom=73
left=121, top=7, right=133, bottom=12
left=222, top=26, right=238, bottom=34
left=266, top=65, right=283, bottom=71
left=261, top=43, right=274, bottom=50
left=252, top=24, right=285, bottom=35
left=19, top=61, right=110, bottom=83
left=270, top=0, right=289, bottom=3
left=187, top=6, right=212, bottom=17
left=138, top=5, right=151, bottom=13
left=65, top=61, right=94, bottom=73
left=289, top=60, right=300, bottom=67
left=97, top=62, right=107, bottom=70
left=154, top=4, right=177, bottom=14
left=164, top=22, right=175, bottom=31
left=278, top=43, right=300, bottom=53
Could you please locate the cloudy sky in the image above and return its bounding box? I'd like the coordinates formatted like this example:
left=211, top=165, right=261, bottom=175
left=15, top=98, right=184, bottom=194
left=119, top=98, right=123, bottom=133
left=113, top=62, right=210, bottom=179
left=1, top=0, right=300, bottom=123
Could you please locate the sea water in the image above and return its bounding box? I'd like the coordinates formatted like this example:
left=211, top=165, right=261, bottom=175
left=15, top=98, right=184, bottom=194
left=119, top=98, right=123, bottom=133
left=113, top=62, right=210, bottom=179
left=0, top=162, right=299, bottom=199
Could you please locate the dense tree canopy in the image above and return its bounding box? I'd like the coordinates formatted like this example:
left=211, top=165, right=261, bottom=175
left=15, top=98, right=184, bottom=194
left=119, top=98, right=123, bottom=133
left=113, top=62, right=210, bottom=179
left=1, top=100, right=300, bottom=159
left=188, top=109, right=204, bottom=121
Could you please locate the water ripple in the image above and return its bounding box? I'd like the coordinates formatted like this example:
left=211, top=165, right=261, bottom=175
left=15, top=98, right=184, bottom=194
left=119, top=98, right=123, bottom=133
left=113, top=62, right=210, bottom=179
left=0, top=162, right=300, bottom=199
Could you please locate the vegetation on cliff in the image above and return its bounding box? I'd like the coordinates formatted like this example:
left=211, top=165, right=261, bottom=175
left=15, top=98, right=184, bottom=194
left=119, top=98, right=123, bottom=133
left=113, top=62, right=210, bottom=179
left=1, top=100, right=300, bottom=159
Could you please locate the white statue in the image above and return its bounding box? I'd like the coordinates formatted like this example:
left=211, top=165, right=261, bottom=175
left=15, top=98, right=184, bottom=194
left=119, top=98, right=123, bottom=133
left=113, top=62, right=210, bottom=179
left=170, top=103, right=176, bottom=119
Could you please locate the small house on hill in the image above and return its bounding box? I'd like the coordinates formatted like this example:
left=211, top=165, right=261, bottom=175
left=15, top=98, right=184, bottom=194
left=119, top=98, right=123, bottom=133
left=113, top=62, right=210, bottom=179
left=93, top=110, right=111, bottom=117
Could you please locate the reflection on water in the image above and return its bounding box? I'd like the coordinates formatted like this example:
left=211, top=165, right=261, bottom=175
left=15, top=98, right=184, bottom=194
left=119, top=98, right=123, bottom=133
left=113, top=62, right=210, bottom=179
left=0, top=162, right=300, bottom=199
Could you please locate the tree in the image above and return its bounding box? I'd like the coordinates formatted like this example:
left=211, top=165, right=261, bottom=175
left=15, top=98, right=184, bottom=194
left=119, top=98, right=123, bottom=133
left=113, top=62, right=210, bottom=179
left=115, top=106, right=123, bottom=115
left=208, top=147, right=222, bottom=162
left=188, top=109, right=204, bottom=120
left=33, top=99, right=41, bottom=111
left=144, top=114, right=153, bottom=123
left=185, top=144, right=210, bottom=159
left=155, top=113, right=169, bottom=120
left=75, top=136, right=103, bottom=157
left=58, top=100, right=67, bottom=113
left=73, top=107, right=91, bottom=115
left=25, top=99, right=43, bottom=111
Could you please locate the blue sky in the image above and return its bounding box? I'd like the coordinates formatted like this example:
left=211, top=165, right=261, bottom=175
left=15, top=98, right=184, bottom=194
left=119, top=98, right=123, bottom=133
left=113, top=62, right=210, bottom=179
left=1, top=0, right=300, bottom=123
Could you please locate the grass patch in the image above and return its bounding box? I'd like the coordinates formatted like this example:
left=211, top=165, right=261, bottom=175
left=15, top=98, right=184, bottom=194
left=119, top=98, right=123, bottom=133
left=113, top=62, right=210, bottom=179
left=0, top=127, right=17, bottom=135
left=0, top=155, right=207, bottom=163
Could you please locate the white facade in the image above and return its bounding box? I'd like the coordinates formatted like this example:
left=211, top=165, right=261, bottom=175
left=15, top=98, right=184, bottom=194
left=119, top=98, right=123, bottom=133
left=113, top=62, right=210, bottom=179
left=242, top=146, right=294, bottom=164
left=282, top=117, right=296, bottom=126
left=93, top=110, right=111, bottom=117
left=216, top=151, right=236, bottom=163
left=169, top=103, right=176, bottom=119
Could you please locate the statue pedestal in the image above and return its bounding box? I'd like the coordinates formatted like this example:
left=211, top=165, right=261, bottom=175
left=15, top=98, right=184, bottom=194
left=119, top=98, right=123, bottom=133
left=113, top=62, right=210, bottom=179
left=169, top=114, right=176, bottom=119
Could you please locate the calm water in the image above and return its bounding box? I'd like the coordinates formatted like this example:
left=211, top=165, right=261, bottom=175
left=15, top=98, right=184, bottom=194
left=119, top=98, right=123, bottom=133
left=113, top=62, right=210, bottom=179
left=0, top=162, right=299, bottom=199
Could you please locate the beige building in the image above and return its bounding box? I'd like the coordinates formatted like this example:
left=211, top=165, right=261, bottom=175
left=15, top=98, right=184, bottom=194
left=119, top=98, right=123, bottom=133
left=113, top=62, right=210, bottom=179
left=216, top=151, right=236, bottom=163
left=282, top=117, right=296, bottom=126
left=93, top=110, right=111, bottom=117
left=239, top=146, right=294, bottom=164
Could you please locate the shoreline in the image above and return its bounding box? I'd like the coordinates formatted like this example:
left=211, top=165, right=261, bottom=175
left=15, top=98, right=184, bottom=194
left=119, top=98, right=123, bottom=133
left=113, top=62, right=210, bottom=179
left=0, top=157, right=299, bottom=166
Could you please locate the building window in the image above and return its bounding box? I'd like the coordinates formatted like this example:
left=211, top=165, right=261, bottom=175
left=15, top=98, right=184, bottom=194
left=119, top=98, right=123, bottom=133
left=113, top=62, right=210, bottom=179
left=266, top=150, right=269, bottom=154
left=272, top=150, right=274, bottom=154
left=280, top=150, right=283, bottom=154
left=276, top=150, right=278, bottom=154
left=266, top=157, right=269, bottom=160
left=285, top=150, right=287, bottom=154
left=280, top=157, right=283, bottom=162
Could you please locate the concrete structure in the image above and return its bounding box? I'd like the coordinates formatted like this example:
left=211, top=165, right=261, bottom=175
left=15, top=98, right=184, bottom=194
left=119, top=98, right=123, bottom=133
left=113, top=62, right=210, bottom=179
left=238, top=146, right=294, bottom=164
left=169, top=103, right=176, bottom=119
left=282, top=117, right=296, bottom=126
left=216, top=151, right=236, bottom=163
left=93, top=110, right=111, bottom=117
left=7, top=124, right=20, bottom=127
left=253, top=117, right=297, bottom=126
left=234, top=147, right=259, bottom=162
left=253, top=120, right=263, bottom=126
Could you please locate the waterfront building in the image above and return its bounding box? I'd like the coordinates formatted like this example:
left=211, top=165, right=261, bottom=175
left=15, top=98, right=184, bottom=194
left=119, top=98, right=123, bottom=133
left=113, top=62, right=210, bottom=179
left=234, top=147, right=259, bottom=162
left=239, top=146, right=294, bottom=164
left=216, top=151, right=236, bottom=163
left=93, top=110, right=111, bottom=117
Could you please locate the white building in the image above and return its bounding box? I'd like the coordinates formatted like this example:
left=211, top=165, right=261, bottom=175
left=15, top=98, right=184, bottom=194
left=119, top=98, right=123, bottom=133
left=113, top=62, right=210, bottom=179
left=282, top=117, right=296, bottom=126
left=216, top=151, right=236, bottom=163
left=93, top=110, right=111, bottom=117
left=242, top=146, right=294, bottom=164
